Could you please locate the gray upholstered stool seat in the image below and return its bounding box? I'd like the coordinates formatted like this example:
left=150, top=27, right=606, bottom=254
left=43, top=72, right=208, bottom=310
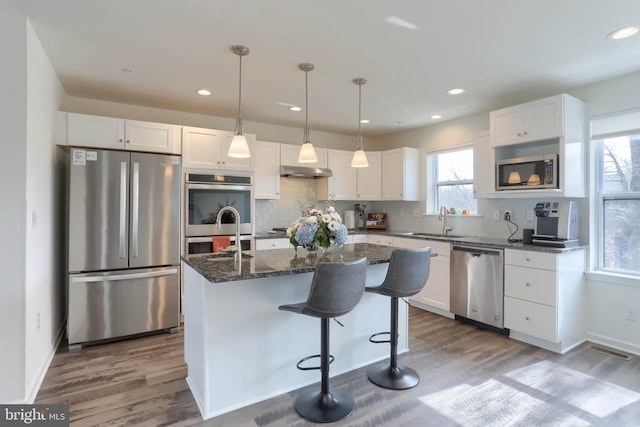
left=279, top=258, right=367, bottom=423
left=366, top=247, right=432, bottom=390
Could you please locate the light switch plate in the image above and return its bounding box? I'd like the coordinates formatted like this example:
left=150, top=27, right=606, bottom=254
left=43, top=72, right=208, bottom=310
left=492, top=209, right=500, bottom=221
left=526, top=209, right=535, bottom=221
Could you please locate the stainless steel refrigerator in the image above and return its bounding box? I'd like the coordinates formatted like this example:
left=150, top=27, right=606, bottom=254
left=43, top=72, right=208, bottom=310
left=67, top=148, right=181, bottom=348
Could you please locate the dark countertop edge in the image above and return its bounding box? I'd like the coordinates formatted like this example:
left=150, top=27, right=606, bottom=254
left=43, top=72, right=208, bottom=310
left=181, top=256, right=392, bottom=283
left=253, top=230, right=586, bottom=253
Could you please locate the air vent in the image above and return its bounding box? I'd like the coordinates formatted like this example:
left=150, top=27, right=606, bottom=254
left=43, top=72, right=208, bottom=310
left=588, top=344, right=632, bottom=360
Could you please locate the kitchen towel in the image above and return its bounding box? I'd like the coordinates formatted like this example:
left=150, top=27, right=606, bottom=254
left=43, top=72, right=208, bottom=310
left=213, top=236, right=231, bottom=253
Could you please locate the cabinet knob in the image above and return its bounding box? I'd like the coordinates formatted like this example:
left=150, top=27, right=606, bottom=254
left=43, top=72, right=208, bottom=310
left=525, top=282, right=531, bottom=287
left=526, top=257, right=531, bottom=262
left=525, top=316, right=530, bottom=321
left=119, top=138, right=123, bottom=143
left=523, top=131, right=528, bottom=135
left=517, top=133, right=522, bottom=136
left=126, top=139, right=130, bottom=143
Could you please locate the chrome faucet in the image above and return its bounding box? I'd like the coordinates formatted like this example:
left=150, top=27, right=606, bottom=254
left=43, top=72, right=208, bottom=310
left=215, top=206, right=242, bottom=263
left=439, top=205, right=453, bottom=236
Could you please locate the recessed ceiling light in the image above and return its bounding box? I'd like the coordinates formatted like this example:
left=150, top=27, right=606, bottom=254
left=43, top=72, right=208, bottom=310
left=196, top=89, right=211, bottom=96
left=360, top=119, right=370, bottom=124
left=385, top=16, right=418, bottom=30
left=289, top=106, right=302, bottom=112
left=608, top=26, right=640, bottom=40
left=430, top=114, right=442, bottom=119
left=447, top=88, right=466, bottom=95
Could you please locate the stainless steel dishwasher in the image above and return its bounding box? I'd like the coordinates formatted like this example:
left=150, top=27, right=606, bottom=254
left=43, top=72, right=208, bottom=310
left=450, top=245, right=505, bottom=330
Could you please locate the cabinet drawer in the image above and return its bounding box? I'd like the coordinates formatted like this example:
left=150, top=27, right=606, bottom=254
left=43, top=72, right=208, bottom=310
left=504, top=265, right=557, bottom=306
left=368, top=234, right=393, bottom=246
left=505, top=296, right=557, bottom=342
left=505, top=249, right=557, bottom=270
left=255, top=238, right=291, bottom=250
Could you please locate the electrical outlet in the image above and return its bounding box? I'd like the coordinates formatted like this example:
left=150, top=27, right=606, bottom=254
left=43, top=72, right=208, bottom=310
left=504, top=209, right=512, bottom=221
left=492, top=209, right=500, bottom=221
left=624, top=306, right=638, bottom=321
left=526, top=209, right=535, bottom=221
left=36, top=312, right=40, bottom=330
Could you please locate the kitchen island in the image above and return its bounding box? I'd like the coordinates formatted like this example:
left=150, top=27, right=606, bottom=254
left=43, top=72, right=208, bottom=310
left=182, top=243, right=406, bottom=420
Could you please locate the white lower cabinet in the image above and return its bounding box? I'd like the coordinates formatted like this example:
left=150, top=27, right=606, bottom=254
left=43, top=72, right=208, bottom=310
left=255, top=238, right=291, bottom=250
left=503, top=248, right=586, bottom=353
left=349, top=234, right=368, bottom=244
left=367, top=234, right=394, bottom=246
left=392, top=238, right=451, bottom=314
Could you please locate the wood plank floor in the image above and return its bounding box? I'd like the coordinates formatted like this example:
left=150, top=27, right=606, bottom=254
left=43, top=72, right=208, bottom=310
left=36, top=307, right=640, bottom=426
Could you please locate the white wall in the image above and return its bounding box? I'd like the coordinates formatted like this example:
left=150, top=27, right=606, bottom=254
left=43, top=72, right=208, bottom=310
left=0, top=4, right=28, bottom=403
left=24, top=19, right=65, bottom=401
left=0, top=7, right=65, bottom=403
left=571, top=71, right=640, bottom=356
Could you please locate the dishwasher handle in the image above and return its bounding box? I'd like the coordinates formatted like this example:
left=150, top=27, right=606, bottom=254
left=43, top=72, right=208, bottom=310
left=452, top=245, right=503, bottom=257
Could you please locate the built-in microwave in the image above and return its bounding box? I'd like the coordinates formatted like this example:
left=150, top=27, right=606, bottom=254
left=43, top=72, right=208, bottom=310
left=496, top=154, right=558, bottom=191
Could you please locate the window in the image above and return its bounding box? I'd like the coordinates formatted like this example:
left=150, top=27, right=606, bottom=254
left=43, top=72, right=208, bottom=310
left=430, top=147, right=477, bottom=214
left=593, top=108, right=640, bottom=276
left=595, top=134, right=640, bottom=275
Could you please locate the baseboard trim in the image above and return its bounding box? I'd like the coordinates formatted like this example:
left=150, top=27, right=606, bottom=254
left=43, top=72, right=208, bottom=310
left=25, top=319, right=66, bottom=403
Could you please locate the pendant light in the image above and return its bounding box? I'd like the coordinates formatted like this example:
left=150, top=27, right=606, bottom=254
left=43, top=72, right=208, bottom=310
left=351, top=78, right=369, bottom=167
left=228, top=45, right=251, bottom=158
left=297, top=63, right=318, bottom=163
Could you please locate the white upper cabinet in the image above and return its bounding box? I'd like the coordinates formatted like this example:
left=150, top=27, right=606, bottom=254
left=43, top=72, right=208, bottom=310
left=317, top=149, right=357, bottom=200
left=382, top=147, right=419, bottom=201
left=182, top=126, right=255, bottom=171
left=490, top=96, right=562, bottom=147
left=472, top=131, right=493, bottom=198
left=490, top=94, right=578, bottom=147
left=280, top=143, right=327, bottom=168
left=356, top=151, right=382, bottom=200
left=254, top=140, right=281, bottom=199
left=487, top=94, right=586, bottom=198
left=67, top=113, right=180, bottom=154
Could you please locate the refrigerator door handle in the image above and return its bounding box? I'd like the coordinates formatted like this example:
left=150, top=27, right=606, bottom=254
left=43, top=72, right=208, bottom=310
left=132, top=161, right=140, bottom=258
left=119, top=161, right=127, bottom=259
left=70, top=268, right=179, bottom=283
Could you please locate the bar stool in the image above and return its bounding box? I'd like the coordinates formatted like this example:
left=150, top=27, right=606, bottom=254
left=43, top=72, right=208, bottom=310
left=279, top=258, right=367, bottom=423
left=366, top=247, right=432, bottom=390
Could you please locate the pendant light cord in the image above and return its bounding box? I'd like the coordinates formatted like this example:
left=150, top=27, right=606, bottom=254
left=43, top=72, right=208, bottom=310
left=304, top=68, right=309, bottom=143
left=237, top=53, right=243, bottom=125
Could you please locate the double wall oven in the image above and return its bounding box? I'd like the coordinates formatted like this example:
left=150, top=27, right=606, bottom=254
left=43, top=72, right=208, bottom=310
left=184, top=173, right=254, bottom=255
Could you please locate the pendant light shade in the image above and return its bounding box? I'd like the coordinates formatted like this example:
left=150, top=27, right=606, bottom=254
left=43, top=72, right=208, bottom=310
left=298, top=63, right=318, bottom=163
left=351, top=78, right=369, bottom=168
left=228, top=45, right=251, bottom=158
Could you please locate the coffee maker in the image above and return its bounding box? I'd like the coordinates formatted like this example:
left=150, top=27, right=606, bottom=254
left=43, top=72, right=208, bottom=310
left=532, top=201, right=579, bottom=247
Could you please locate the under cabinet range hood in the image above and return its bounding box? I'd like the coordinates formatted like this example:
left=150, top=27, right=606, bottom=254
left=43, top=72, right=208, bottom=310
left=280, top=165, right=333, bottom=178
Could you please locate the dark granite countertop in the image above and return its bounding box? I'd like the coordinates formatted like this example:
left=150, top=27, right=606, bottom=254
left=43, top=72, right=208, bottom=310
left=182, top=243, right=397, bottom=284
left=254, top=230, right=585, bottom=254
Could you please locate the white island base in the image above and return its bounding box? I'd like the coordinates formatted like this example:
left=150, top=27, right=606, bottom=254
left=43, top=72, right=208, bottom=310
left=184, top=261, right=407, bottom=420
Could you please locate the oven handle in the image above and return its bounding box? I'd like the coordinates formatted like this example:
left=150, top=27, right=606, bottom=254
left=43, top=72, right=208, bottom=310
left=186, top=183, right=251, bottom=191
left=186, top=235, right=253, bottom=243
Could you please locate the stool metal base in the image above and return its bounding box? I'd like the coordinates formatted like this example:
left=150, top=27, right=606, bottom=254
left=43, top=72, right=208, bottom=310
left=367, top=362, right=420, bottom=390
left=294, top=388, right=354, bottom=423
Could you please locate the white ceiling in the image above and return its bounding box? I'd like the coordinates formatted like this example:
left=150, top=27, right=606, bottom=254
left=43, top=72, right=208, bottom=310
left=17, top=0, right=640, bottom=136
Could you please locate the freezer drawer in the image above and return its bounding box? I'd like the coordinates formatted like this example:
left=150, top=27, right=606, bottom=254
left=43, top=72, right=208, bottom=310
left=68, top=267, right=180, bottom=345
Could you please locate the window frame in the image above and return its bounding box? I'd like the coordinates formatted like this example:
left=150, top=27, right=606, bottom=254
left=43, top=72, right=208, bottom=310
left=427, top=145, right=476, bottom=214
left=593, top=130, right=640, bottom=276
